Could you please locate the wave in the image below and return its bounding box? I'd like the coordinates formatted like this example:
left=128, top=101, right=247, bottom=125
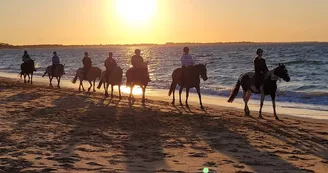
left=284, top=60, right=324, bottom=65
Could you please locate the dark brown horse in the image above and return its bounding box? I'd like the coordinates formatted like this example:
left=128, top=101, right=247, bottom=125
left=97, top=66, right=123, bottom=98
left=227, top=64, right=290, bottom=120
left=168, top=64, right=208, bottom=109
left=126, top=63, right=149, bottom=103
left=42, top=64, right=65, bottom=88
left=20, top=60, right=35, bottom=84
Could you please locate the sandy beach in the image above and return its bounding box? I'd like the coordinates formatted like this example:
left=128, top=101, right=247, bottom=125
left=0, top=77, right=327, bottom=173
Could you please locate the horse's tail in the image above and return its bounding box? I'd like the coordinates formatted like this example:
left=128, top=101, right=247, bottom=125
left=227, top=79, right=241, bottom=103
left=168, top=80, right=177, bottom=96
left=72, top=72, right=78, bottom=84
left=42, top=69, right=48, bottom=77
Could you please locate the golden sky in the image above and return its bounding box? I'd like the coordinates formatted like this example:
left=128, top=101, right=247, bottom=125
left=1, top=0, right=328, bottom=45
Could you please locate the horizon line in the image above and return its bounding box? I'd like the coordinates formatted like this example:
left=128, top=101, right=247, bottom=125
left=1, top=41, right=327, bottom=47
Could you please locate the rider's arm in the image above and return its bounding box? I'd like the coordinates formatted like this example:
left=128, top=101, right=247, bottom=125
left=263, top=59, right=269, bottom=72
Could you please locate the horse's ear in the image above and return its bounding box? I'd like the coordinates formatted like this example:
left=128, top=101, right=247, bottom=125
left=278, top=63, right=281, bottom=66
left=205, top=63, right=207, bottom=67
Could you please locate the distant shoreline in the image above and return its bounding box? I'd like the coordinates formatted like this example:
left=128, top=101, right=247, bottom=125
left=1, top=41, right=327, bottom=49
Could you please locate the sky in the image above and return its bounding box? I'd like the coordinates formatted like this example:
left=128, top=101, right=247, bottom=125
left=1, top=0, right=328, bottom=45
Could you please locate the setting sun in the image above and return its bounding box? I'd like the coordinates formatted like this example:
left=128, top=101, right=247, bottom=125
left=115, top=0, right=157, bottom=26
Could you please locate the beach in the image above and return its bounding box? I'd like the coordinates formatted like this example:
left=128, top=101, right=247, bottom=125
left=0, top=77, right=327, bottom=173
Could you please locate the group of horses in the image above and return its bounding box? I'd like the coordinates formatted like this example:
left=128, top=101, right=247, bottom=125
left=19, top=59, right=291, bottom=120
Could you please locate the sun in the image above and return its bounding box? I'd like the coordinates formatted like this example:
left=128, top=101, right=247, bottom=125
left=115, top=0, right=157, bottom=25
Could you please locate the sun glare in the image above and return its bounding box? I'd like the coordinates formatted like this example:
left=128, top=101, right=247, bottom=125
left=115, top=0, right=157, bottom=25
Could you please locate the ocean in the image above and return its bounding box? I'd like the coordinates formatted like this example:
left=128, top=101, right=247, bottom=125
left=0, top=43, right=328, bottom=114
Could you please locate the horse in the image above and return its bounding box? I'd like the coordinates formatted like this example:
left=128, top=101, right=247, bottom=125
left=42, top=64, right=65, bottom=88
left=20, top=60, right=35, bottom=84
left=168, top=64, right=208, bottom=109
left=126, top=63, right=149, bottom=103
left=227, top=63, right=290, bottom=120
left=72, top=67, right=102, bottom=92
left=97, top=66, right=123, bottom=98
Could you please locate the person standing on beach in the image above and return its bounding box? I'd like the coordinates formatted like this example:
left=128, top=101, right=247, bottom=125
left=254, top=48, right=269, bottom=96
left=180, top=47, right=195, bottom=84
left=131, top=49, right=150, bottom=82
left=82, top=52, right=92, bottom=78
left=52, top=51, right=60, bottom=75
left=104, top=52, right=117, bottom=78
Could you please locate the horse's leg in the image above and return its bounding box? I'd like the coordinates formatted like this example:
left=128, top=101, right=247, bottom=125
left=171, top=85, right=175, bottom=105
left=57, top=77, right=61, bottom=88
left=259, top=92, right=265, bottom=119
left=142, top=86, right=146, bottom=103
left=24, top=75, right=26, bottom=83
left=128, top=85, right=133, bottom=101
left=79, top=80, right=81, bottom=91
left=49, top=76, right=53, bottom=87
left=105, top=83, right=109, bottom=97
left=118, top=85, right=122, bottom=99
left=185, top=88, right=190, bottom=107
left=196, top=86, right=204, bottom=109
left=243, top=90, right=251, bottom=116
left=88, top=81, right=92, bottom=92
left=93, top=80, right=96, bottom=92
left=30, top=74, right=33, bottom=84
left=27, top=74, right=30, bottom=83
left=179, top=86, right=183, bottom=105
left=111, top=85, right=114, bottom=98
left=271, top=93, right=279, bottom=120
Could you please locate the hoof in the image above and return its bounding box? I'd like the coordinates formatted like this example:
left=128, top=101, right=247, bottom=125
left=258, top=115, right=263, bottom=119
left=57, top=86, right=60, bottom=89
left=142, top=99, right=145, bottom=103
left=119, top=96, right=122, bottom=100
left=200, top=106, right=204, bottom=110
left=111, top=95, right=114, bottom=99
left=93, top=89, right=96, bottom=92
left=275, top=117, right=280, bottom=120
left=105, top=93, right=109, bottom=97
left=97, top=86, right=101, bottom=89
left=179, top=102, right=183, bottom=106
left=171, top=101, right=175, bottom=105
left=185, top=104, right=189, bottom=108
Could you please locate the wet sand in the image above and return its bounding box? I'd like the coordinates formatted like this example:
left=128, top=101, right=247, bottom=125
left=0, top=77, right=327, bottom=173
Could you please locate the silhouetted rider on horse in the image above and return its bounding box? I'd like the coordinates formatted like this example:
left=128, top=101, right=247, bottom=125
left=51, top=51, right=61, bottom=75
left=20, top=50, right=36, bottom=74
left=180, top=47, right=195, bottom=84
left=254, top=48, right=269, bottom=93
left=131, top=49, right=150, bottom=82
left=82, top=52, right=92, bottom=79
left=104, top=52, right=117, bottom=79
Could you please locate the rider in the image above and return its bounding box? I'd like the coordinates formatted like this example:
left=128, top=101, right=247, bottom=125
left=21, top=50, right=36, bottom=72
left=52, top=51, right=60, bottom=75
left=254, top=48, right=269, bottom=93
left=131, top=49, right=150, bottom=82
left=104, top=52, right=117, bottom=78
left=82, top=52, right=92, bottom=78
left=180, top=47, right=195, bottom=84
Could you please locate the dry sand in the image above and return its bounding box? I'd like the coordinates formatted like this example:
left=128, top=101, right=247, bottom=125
left=0, top=77, right=327, bottom=173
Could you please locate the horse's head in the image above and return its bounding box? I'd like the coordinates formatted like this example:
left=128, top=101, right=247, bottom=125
left=274, top=63, right=290, bottom=82
left=195, top=64, right=208, bottom=81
